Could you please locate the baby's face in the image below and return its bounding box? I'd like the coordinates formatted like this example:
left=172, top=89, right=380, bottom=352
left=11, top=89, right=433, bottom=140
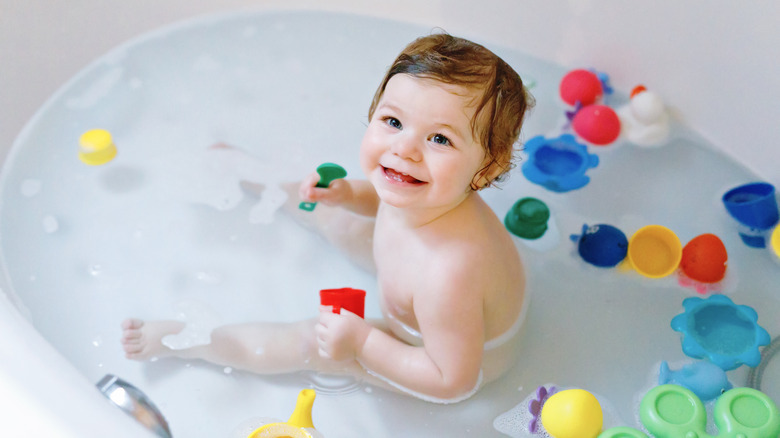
left=360, top=74, right=488, bottom=212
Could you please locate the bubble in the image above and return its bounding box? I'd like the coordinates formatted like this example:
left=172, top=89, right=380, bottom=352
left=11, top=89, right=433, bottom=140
left=89, top=264, right=103, bottom=276
left=161, top=300, right=220, bottom=350
left=248, top=183, right=288, bottom=224
left=224, top=367, right=233, bottom=375
left=42, top=215, right=59, bottom=233
left=195, top=271, right=221, bottom=284
left=301, top=371, right=363, bottom=396
left=242, top=26, right=257, bottom=38
left=21, top=179, right=42, bottom=197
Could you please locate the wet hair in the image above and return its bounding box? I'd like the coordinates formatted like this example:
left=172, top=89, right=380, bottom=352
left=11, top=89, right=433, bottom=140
left=368, top=32, right=534, bottom=189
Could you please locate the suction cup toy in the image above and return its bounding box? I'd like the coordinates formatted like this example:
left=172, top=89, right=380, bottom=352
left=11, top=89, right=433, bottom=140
left=596, top=427, right=646, bottom=438
left=722, top=182, right=779, bottom=248
left=572, top=104, right=621, bottom=146
left=299, top=163, right=347, bottom=211
left=627, top=225, right=682, bottom=278
left=541, top=389, right=603, bottom=438
left=248, top=389, right=319, bottom=438
left=505, top=197, right=550, bottom=239
left=521, top=134, right=599, bottom=192
left=79, top=129, right=117, bottom=165
left=658, top=360, right=732, bottom=401
left=680, top=233, right=728, bottom=284
left=640, top=385, right=779, bottom=438
left=571, top=224, right=628, bottom=268
left=671, top=294, right=770, bottom=370
left=559, top=69, right=603, bottom=107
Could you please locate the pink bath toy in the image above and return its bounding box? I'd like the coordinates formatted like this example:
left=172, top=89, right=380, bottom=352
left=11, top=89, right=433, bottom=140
left=559, top=69, right=603, bottom=107
left=572, top=105, right=621, bottom=146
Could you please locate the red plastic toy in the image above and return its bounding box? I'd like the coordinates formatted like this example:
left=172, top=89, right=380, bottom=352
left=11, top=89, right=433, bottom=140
left=680, top=233, right=728, bottom=283
left=320, top=288, right=366, bottom=318
left=572, top=104, right=621, bottom=146
left=559, top=69, right=603, bottom=106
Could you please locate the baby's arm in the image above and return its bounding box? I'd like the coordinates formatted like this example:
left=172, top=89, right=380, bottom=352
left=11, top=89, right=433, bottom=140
left=299, top=173, right=379, bottom=217
left=317, top=271, right=485, bottom=401
left=364, top=280, right=485, bottom=400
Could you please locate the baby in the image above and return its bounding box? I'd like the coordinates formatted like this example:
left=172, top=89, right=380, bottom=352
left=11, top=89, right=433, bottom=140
left=121, top=33, right=534, bottom=403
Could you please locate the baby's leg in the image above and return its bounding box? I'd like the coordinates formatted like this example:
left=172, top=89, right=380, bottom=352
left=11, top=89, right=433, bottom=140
left=121, top=318, right=328, bottom=374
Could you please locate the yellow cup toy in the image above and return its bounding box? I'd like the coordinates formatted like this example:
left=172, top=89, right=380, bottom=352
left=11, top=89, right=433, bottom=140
left=79, top=129, right=117, bottom=165
left=248, top=389, right=318, bottom=438
left=627, top=225, right=682, bottom=278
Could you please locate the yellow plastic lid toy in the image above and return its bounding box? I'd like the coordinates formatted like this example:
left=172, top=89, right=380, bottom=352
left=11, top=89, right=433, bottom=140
left=248, top=389, right=318, bottom=438
left=79, top=129, right=117, bottom=165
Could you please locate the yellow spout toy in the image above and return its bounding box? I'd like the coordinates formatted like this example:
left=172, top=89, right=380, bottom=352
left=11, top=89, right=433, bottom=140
left=248, top=389, right=318, bottom=438
left=78, top=129, right=117, bottom=165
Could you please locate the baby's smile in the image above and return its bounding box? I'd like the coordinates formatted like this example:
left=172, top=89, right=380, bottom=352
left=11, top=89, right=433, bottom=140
left=383, top=166, right=426, bottom=185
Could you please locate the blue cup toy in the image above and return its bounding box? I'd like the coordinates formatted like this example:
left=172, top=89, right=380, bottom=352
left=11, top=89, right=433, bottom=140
left=722, top=182, right=779, bottom=248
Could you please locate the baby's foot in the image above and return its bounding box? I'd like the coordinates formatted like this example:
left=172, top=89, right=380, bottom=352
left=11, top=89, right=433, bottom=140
left=120, top=319, right=185, bottom=361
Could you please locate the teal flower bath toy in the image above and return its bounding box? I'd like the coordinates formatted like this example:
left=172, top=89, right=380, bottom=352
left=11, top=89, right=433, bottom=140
left=671, top=294, right=770, bottom=371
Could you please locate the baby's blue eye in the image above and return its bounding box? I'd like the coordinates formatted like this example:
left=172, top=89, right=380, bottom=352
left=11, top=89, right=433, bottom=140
left=386, top=117, right=402, bottom=129
left=431, top=134, right=451, bottom=146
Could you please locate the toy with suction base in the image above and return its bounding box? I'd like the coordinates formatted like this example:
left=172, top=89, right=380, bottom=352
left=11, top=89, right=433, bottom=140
left=671, top=294, right=770, bottom=371
left=505, top=197, right=550, bottom=239
left=722, top=182, right=779, bottom=248
left=79, top=129, right=117, bottom=165
left=248, top=389, right=318, bottom=438
left=658, top=360, right=731, bottom=401
left=541, top=389, right=603, bottom=438
left=626, top=225, right=681, bottom=278
left=599, top=385, right=780, bottom=438
left=299, top=163, right=347, bottom=211
left=771, top=225, right=780, bottom=262
left=521, top=134, right=599, bottom=192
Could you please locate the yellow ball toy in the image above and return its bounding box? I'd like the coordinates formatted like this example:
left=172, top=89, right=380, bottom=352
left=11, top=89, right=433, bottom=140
left=540, top=389, right=603, bottom=438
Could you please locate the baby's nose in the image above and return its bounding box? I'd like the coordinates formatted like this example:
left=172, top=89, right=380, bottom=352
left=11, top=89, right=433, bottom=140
left=391, top=134, right=423, bottom=162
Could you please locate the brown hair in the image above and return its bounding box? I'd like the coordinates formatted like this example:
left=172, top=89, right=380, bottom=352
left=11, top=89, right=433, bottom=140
left=368, top=33, right=534, bottom=189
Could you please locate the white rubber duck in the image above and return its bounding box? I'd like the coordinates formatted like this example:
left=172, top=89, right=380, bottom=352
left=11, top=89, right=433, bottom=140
left=618, top=85, right=671, bottom=147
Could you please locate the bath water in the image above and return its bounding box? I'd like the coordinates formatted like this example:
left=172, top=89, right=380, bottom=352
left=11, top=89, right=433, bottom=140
left=1, top=10, right=778, bottom=438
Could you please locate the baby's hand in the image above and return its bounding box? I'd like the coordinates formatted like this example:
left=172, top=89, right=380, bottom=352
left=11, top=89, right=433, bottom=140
left=298, top=171, right=352, bottom=207
left=315, top=306, right=370, bottom=362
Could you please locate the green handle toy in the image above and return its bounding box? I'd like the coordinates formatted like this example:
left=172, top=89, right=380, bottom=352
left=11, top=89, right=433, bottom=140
left=299, top=163, right=347, bottom=212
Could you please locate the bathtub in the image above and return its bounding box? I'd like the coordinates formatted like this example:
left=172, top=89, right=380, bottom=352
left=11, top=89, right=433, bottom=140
left=1, top=2, right=779, bottom=437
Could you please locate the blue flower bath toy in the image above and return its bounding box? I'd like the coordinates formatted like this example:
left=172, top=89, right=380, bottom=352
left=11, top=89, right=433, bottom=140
left=521, top=134, right=599, bottom=192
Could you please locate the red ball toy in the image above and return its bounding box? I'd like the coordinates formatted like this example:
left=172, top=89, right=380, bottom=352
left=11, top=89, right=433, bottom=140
left=571, top=104, right=621, bottom=145
left=560, top=69, right=603, bottom=106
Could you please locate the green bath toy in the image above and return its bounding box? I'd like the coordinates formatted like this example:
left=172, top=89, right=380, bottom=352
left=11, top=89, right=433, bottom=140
left=299, top=163, right=347, bottom=211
